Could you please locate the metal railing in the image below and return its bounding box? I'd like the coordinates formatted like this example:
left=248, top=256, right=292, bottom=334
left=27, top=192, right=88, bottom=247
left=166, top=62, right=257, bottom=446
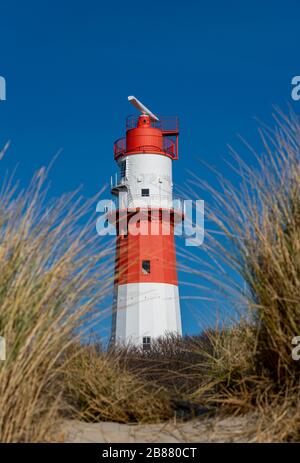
left=110, top=172, right=126, bottom=191
left=114, top=138, right=126, bottom=159
left=114, top=137, right=177, bottom=160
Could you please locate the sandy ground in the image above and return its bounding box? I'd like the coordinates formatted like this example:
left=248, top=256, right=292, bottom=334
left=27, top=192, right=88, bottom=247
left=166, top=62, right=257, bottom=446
left=61, top=414, right=257, bottom=443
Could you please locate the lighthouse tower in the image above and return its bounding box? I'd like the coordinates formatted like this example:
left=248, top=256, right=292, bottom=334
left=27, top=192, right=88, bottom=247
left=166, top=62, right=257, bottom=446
left=110, top=96, right=182, bottom=348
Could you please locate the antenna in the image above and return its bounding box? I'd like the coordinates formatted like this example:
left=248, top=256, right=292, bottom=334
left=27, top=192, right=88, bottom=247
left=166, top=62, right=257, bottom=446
left=128, top=96, right=159, bottom=122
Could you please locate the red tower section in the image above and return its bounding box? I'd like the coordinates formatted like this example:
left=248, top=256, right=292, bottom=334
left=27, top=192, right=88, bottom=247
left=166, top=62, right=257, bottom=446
left=114, top=114, right=179, bottom=161
left=112, top=114, right=181, bottom=288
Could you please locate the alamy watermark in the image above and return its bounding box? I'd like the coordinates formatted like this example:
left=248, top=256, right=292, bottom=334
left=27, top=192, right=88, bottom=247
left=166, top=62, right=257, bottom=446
left=0, top=336, right=5, bottom=361
left=96, top=194, right=204, bottom=247
left=0, top=76, right=6, bottom=101
left=291, top=76, right=300, bottom=101
left=292, top=336, right=300, bottom=361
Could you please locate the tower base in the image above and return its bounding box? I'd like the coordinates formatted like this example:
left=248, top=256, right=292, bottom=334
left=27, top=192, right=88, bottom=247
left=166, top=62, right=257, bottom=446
left=112, top=282, right=182, bottom=346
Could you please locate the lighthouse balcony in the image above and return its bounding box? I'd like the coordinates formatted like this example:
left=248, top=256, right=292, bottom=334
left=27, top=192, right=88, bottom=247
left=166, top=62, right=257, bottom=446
left=110, top=173, right=127, bottom=195
left=114, top=137, right=177, bottom=161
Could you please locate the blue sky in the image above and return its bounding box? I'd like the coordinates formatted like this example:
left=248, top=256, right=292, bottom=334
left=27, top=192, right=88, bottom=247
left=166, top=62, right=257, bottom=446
left=0, top=0, right=299, bottom=339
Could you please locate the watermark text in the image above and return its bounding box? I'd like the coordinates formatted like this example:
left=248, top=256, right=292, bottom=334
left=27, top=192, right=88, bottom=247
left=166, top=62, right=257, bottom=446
left=0, top=76, right=6, bottom=101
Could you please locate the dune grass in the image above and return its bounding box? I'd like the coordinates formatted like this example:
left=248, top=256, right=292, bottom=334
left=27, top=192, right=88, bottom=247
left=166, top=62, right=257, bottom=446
left=0, top=165, right=111, bottom=442
left=64, top=342, right=173, bottom=424
left=182, top=109, right=300, bottom=441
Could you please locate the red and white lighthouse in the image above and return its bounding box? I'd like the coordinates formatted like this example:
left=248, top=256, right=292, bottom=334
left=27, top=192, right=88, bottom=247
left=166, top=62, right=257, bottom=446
left=110, top=96, right=182, bottom=348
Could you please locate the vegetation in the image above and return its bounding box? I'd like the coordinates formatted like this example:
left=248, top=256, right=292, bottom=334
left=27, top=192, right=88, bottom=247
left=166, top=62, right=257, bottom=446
left=185, top=109, right=300, bottom=441
left=0, top=165, right=111, bottom=442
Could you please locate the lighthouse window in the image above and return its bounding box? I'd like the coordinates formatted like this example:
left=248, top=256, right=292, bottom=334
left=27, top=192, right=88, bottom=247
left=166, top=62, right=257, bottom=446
left=141, top=188, right=150, bottom=197
left=142, top=260, right=151, bottom=274
left=143, top=337, right=151, bottom=351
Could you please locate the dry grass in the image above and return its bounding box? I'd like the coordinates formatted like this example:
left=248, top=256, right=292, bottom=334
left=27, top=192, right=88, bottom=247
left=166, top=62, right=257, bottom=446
left=115, top=333, right=213, bottom=396
left=62, top=334, right=219, bottom=427
left=64, top=343, right=173, bottom=424
left=184, top=109, right=300, bottom=441
left=0, top=165, right=111, bottom=442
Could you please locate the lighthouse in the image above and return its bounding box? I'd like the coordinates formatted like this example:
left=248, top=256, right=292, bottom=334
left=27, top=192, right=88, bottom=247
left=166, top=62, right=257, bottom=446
left=110, top=96, right=182, bottom=348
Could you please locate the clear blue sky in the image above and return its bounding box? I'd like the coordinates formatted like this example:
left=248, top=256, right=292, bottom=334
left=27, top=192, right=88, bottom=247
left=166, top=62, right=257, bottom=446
left=0, top=0, right=299, bottom=340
